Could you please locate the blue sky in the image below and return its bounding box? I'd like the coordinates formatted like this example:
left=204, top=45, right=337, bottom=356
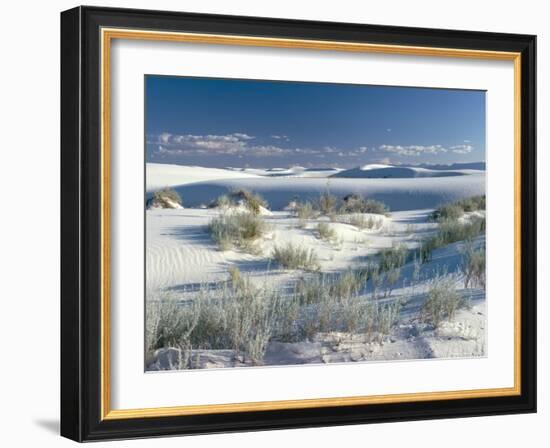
left=146, top=75, right=485, bottom=168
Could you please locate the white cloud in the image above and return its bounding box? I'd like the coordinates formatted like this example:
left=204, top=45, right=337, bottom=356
left=379, top=144, right=448, bottom=156
left=149, top=132, right=315, bottom=158
left=378, top=143, right=475, bottom=157
left=450, top=144, right=474, bottom=154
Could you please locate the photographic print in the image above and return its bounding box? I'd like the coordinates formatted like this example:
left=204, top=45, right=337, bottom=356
left=145, top=76, right=487, bottom=371
left=144, top=76, right=487, bottom=370
left=61, top=9, right=536, bottom=440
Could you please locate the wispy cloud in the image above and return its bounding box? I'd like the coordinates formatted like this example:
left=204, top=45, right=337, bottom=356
left=271, top=134, right=289, bottom=141
left=379, top=144, right=448, bottom=156
left=450, top=144, right=474, bottom=154
left=149, top=133, right=316, bottom=158
left=150, top=133, right=476, bottom=162
left=378, top=143, right=474, bottom=157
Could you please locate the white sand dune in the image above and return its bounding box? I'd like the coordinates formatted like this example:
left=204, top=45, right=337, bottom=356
left=145, top=163, right=486, bottom=368
left=146, top=163, right=485, bottom=211
left=146, top=163, right=261, bottom=191
left=332, top=164, right=472, bottom=178
left=146, top=207, right=438, bottom=292
left=228, top=166, right=342, bottom=178
left=166, top=174, right=485, bottom=211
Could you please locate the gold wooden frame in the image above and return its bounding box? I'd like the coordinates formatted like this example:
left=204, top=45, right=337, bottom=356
left=100, top=27, right=522, bottom=421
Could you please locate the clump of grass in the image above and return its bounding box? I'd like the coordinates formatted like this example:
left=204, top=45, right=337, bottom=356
left=330, top=270, right=365, bottom=300
left=287, top=271, right=401, bottom=341
left=208, top=212, right=267, bottom=252
left=146, top=295, right=202, bottom=369
left=272, top=243, right=320, bottom=271
left=294, top=200, right=316, bottom=219
left=384, top=267, right=401, bottom=298
left=431, top=195, right=486, bottom=221
left=296, top=270, right=367, bottom=306
left=347, top=214, right=381, bottom=230
left=147, top=278, right=283, bottom=365
left=317, top=222, right=337, bottom=241
left=148, top=264, right=406, bottom=366
left=378, top=243, right=408, bottom=272
left=456, top=195, right=486, bottom=212
left=420, top=276, right=467, bottom=327
left=146, top=188, right=183, bottom=209
left=461, top=242, right=486, bottom=289
left=418, top=216, right=486, bottom=262
left=340, top=194, right=389, bottom=215
left=317, top=188, right=338, bottom=216
left=294, top=275, right=327, bottom=305
left=434, top=203, right=464, bottom=221
left=367, top=301, right=403, bottom=338
left=211, top=189, right=268, bottom=215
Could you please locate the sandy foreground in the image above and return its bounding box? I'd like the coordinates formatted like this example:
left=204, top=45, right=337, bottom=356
left=145, top=163, right=487, bottom=370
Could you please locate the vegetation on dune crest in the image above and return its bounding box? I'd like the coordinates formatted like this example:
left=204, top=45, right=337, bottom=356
left=431, top=195, right=485, bottom=222
left=317, top=222, right=337, bottom=241
left=147, top=188, right=183, bottom=209
left=294, top=200, right=318, bottom=222
left=418, top=215, right=486, bottom=263
left=340, top=194, right=389, bottom=215
left=210, top=189, right=268, bottom=215
left=317, top=189, right=338, bottom=217
left=347, top=214, right=381, bottom=230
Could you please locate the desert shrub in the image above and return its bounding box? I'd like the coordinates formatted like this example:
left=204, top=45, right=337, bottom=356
left=222, top=284, right=280, bottom=362
left=294, top=270, right=366, bottom=306
left=339, top=194, right=365, bottom=213
left=461, top=242, right=486, bottom=289
left=272, top=243, right=320, bottom=271
left=147, top=278, right=283, bottom=364
left=434, top=203, right=464, bottom=221
left=294, top=200, right=317, bottom=220
left=146, top=296, right=200, bottom=360
left=294, top=275, right=327, bottom=305
left=289, top=267, right=402, bottom=339
left=432, top=195, right=486, bottom=221
left=456, top=195, right=486, bottom=212
left=349, top=214, right=380, bottom=230
left=417, top=216, right=486, bottom=263
left=438, top=216, right=485, bottom=243
left=317, top=190, right=338, bottom=216
left=420, top=276, right=466, bottom=327
left=369, top=301, right=403, bottom=337
left=329, top=270, right=365, bottom=301
left=147, top=188, right=183, bottom=209
left=384, top=267, right=401, bottom=297
left=208, top=212, right=267, bottom=252
left=317, top=222, right=337, bottom=241
left=363, top=199, right=390, bottom=215
left=339, top=194, right=389, bottom=215
left=210, top=189, right=268, bottom=215
left=214, top=194, right=232, bottom=209
left=378, top=243, right=408, bottom=272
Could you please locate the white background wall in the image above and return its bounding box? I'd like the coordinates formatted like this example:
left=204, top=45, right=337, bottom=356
left=0, top=0, right=546, bottom=446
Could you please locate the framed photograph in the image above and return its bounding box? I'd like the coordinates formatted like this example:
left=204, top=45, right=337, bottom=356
left=60, top=6, right=536, bottom=442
